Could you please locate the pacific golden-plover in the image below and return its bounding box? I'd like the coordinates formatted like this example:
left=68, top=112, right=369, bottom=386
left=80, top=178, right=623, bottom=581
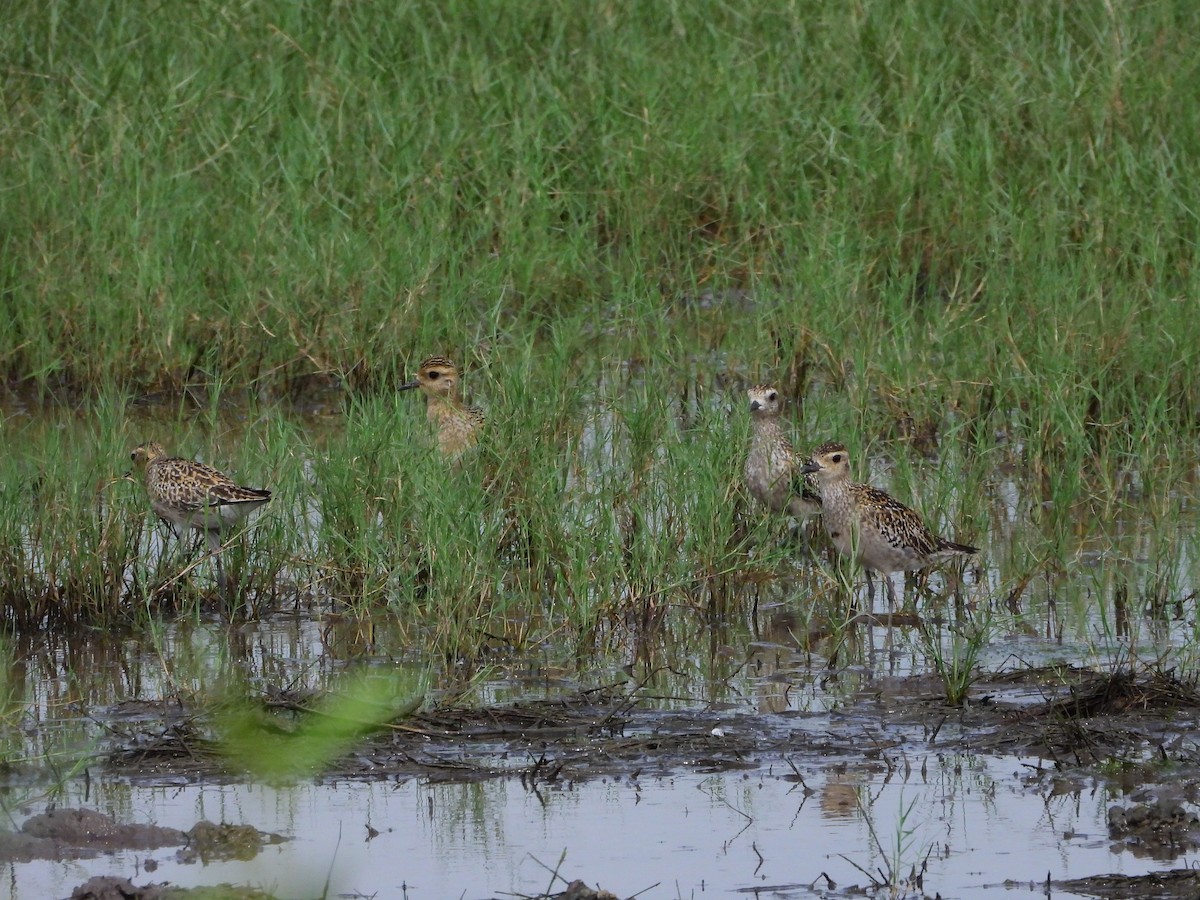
left=129, top=442, right=271, bottom=594
left=800, top=441, right=977, bottom=607
left=744, top=385, right=821, bottom=519
left=399, top=355, right=485, bottom=459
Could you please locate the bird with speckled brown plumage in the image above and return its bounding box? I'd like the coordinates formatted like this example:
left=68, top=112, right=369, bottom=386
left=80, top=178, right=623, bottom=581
left=129, top=442, right=271, bottom=595
left=743, top=384, right=821, bottom=519
left=801, top=441, right=976, bottom=607
left=399, top=356, right=485, bottom=460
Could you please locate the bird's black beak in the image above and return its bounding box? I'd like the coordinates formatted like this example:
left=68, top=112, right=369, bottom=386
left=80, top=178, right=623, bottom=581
left=749, top=400, right=761, bottom=412
left=800, top=460, right=819, bottom=474
left=398, top=380, right=420, bottom=392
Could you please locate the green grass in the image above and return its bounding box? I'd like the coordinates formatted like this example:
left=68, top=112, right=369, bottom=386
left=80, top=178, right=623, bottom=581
left=0, top=0, right=1197, bottom=676
left=3, top=1, right=1199, bottom=403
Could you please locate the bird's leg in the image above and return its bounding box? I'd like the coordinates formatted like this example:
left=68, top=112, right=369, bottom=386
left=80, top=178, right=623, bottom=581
left=883, top=572, right=900, bottom=612
left=157, top=516, right=181, bottom=543
left=152, top=516, right=189, bottom=570
left=206, top=530, right=228, bottom=600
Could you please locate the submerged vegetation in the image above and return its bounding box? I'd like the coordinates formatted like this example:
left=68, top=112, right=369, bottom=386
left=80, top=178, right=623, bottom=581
left=0, top=0, right=1196, bottom=687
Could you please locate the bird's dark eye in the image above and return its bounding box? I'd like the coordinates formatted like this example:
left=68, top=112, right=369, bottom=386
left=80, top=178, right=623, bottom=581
left=767, top=392, right=777, bottom=402
left=832, top=454, right=843, bottom=463
left=428, top=370, right=440, bottom=380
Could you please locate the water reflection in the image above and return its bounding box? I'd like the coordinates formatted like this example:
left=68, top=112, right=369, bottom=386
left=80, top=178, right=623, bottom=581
left=3, top=752, right=1195, bottom=899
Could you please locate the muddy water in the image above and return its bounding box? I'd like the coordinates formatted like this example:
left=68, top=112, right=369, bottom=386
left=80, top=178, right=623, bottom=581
left=4, top=748, right=1195, bottom=899
left=4, top=615, right=1200, bottom=897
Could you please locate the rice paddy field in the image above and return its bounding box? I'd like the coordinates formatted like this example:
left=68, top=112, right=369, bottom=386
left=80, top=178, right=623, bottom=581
left=1, top=2, right=1199, bottom=898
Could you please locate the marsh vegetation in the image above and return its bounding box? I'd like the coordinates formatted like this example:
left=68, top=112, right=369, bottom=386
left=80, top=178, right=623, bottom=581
left=1, top=1, right=1199, bottom=896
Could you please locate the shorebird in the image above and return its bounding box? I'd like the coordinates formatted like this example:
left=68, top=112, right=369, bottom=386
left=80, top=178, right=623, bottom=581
left=744, top=385, right=821, bottom=519
left=129, top=442, right=272, bottom=594
left=800, top=441, right=977, bottom=607
left=399, top=355, right=485, bottom=459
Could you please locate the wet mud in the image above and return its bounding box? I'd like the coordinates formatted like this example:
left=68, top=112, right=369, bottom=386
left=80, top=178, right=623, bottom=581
left=66, top=874, right=617, bottom=900
left=0, top=807, right=283, bottom=865
left=1057, top=869, right=1200, bottom=900
left=105, top=666, right=1200, bottom=787
left=14, top=666, right=1200, bottom=899
left=0, top=808, right=285, bottom=899
left=68, top=874, right=279, bottom=900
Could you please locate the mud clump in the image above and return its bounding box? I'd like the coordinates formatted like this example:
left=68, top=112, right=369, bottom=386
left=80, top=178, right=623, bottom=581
left=0, top=807, right=284, bottom=865
left=68, top=875, right=278, bottom=899
left=553, top=881, right=620, bottom=900
left=1058, top=868, right=1200, bottom=900
left=68, top=876, right=172, bottom=900
left=1107, top=789, right=1200, bottom=860
left=179, top=821, right=286, bottom=863
left=0, top=808, right=184, bottom=863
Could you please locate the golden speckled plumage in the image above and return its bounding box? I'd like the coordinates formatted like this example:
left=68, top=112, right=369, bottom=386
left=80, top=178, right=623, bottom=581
left=400, top=356, right=484, bottom=459
left=744, top=385, right=820, bottom=518
left=129, top=441, right=271, bottom=595
left=801, top=441, right=976, bottom=606
left=129, top=442, right=272, bottom=551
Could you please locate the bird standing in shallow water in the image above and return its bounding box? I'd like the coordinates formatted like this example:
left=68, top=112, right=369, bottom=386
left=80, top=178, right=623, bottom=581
left=801, top=441, right=976, bottom=608
left=744, top=385, right=821, bottom=519
left=399, top=356, right=485, bottom=460
left=129, top=442, right=272, bottom=596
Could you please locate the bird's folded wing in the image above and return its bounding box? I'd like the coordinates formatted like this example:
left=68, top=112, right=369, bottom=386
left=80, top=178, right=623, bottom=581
left=206, top=484, right=271, bottom=507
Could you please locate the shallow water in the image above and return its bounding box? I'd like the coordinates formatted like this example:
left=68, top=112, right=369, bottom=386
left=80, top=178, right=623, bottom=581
left=3, top=613, right=1199, bottom=898
left=2, top=407, right=1199, bottom=897
left=3, top=749, right=1192, bottom=899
